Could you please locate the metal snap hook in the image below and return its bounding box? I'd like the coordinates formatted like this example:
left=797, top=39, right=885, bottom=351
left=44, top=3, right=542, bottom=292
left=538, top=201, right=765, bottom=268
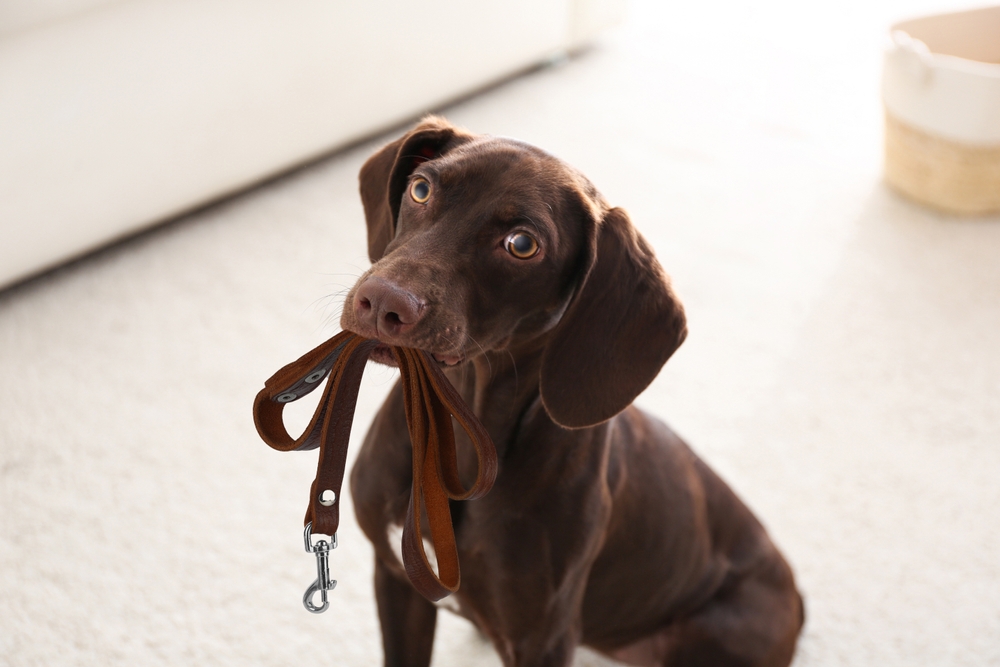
left=303, top=578, right=332, bottom=613
left=302, top=522, right=337, bottom=613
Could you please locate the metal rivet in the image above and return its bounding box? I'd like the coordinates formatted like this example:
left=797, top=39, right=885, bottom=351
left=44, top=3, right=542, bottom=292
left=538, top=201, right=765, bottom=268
left=276, top=392, right=297, bottom=403
left=319, top=489, right=336, bottom=506
left=305, top=370, right=326, bottom=383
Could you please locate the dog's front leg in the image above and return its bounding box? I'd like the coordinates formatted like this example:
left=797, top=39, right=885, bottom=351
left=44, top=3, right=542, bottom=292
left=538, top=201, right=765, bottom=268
left=374, top=555, right=438, bottom=667
left=464, top=508, right=606, bottom=667
left=482, top=561, right=589, bottom=667
left=507, top=630, right=579, bottom=667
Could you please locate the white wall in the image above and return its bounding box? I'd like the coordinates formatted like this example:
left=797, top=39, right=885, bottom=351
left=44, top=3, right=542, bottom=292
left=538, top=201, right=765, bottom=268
left=0, top=0, right=623, bottom=289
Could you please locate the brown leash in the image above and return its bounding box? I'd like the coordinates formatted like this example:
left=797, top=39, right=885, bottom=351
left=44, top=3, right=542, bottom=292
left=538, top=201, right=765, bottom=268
left=253, top=331, right=498, bottom=610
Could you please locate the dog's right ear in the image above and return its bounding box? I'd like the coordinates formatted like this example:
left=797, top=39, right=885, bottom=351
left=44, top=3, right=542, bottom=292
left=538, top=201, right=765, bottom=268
left=359, top=116, right=474, bottom=263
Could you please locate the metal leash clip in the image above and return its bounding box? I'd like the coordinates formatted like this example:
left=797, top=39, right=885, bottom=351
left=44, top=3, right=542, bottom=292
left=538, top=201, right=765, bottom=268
left=302, top=522, right=337, bottom=613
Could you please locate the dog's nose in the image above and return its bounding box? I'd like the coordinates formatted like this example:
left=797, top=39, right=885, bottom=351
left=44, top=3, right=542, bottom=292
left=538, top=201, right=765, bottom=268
left=354, top=276, right=425, bottom=339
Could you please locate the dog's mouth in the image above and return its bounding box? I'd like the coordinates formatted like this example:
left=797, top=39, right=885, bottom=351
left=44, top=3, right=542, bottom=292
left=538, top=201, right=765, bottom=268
left=368, top=343, right=465, bottom=368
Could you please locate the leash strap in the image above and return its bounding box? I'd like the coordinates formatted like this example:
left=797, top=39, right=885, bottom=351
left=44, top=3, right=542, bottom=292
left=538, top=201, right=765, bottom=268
left=253, top=331, right=498, bottom=604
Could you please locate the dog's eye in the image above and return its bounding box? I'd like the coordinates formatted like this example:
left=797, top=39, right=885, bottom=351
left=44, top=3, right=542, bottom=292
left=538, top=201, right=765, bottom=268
left=505, top=232, right=539, bottom=259
left=410, top=177, right=431, bottom=203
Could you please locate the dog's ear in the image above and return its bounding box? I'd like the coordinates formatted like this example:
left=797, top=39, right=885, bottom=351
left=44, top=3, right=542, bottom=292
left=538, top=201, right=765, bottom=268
left=359, top=116, right=473, bottom=263
left=540, top=207, right=687, bottom=429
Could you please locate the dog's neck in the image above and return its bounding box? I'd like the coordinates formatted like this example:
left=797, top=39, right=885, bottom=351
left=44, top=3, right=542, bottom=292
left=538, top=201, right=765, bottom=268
left=445, top=345, right=546, bottom=459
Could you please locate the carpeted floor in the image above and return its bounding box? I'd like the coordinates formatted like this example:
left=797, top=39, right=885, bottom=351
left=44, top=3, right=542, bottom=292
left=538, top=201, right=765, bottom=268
left=2, top=0, right=998, bottom=665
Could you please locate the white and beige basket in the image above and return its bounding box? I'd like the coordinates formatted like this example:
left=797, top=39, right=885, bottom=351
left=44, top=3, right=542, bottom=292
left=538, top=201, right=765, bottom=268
left=883, top=6, right=1000, bottom=214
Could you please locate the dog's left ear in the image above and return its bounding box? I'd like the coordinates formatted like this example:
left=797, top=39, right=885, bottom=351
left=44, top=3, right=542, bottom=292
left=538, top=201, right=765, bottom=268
left=359, top=116, right=474, bottom=263
left=540, top=207, right=687, bottom=429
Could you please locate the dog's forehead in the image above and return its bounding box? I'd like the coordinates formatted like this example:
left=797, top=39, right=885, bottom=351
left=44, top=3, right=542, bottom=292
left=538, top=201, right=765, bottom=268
left=434, top=136, right=567, bottom=188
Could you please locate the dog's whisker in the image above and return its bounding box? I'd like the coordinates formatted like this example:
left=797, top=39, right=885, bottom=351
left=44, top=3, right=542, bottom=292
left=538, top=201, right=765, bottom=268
left=467, top=334, right=492, bottom=378
left=505, top=347, right=519, bottom=417
left=521, top=214, right=543, bottom=239
left=435, top=330, right=461, bottom=352
left=310, top=289, right=351, bottom=314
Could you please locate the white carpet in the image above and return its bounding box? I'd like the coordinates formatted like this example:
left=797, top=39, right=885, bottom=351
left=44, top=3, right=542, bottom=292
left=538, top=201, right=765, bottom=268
left=2, top=0, right=999, bottom=665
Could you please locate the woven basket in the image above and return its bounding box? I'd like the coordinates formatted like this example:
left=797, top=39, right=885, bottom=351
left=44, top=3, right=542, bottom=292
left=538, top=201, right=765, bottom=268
left=883, top=7, right=1000, bottom=215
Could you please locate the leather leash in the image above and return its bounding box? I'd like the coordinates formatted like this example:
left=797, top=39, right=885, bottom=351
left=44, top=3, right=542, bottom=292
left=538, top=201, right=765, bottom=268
left=253, top=331, right=498, bottom=610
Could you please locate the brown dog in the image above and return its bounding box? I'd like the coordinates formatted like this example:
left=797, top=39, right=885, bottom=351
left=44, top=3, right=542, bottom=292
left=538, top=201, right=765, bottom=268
left=343, top=117, right=804, bottom=667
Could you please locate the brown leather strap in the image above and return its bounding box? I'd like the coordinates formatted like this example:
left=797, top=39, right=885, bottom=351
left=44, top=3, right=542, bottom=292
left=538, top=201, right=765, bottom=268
left=253, top=332, right=498, bottom=601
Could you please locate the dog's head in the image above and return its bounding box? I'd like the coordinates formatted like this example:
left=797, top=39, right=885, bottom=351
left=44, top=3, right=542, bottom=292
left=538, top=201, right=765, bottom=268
left=341, top=117, right=687, bottom=428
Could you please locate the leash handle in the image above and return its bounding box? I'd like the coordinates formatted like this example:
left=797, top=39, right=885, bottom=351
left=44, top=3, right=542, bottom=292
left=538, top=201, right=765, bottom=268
left=396, top=346, right=498, bottom=600
left=253, top=331, right=498, bottom=607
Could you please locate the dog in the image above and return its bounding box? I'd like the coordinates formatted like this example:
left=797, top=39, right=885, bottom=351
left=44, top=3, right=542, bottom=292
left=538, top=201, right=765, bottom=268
left=343, top=117, right=804, bottom=667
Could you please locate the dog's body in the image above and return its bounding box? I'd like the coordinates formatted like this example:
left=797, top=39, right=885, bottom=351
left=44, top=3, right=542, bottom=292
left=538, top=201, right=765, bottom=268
left=343, top=118, right=803, bottom=667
